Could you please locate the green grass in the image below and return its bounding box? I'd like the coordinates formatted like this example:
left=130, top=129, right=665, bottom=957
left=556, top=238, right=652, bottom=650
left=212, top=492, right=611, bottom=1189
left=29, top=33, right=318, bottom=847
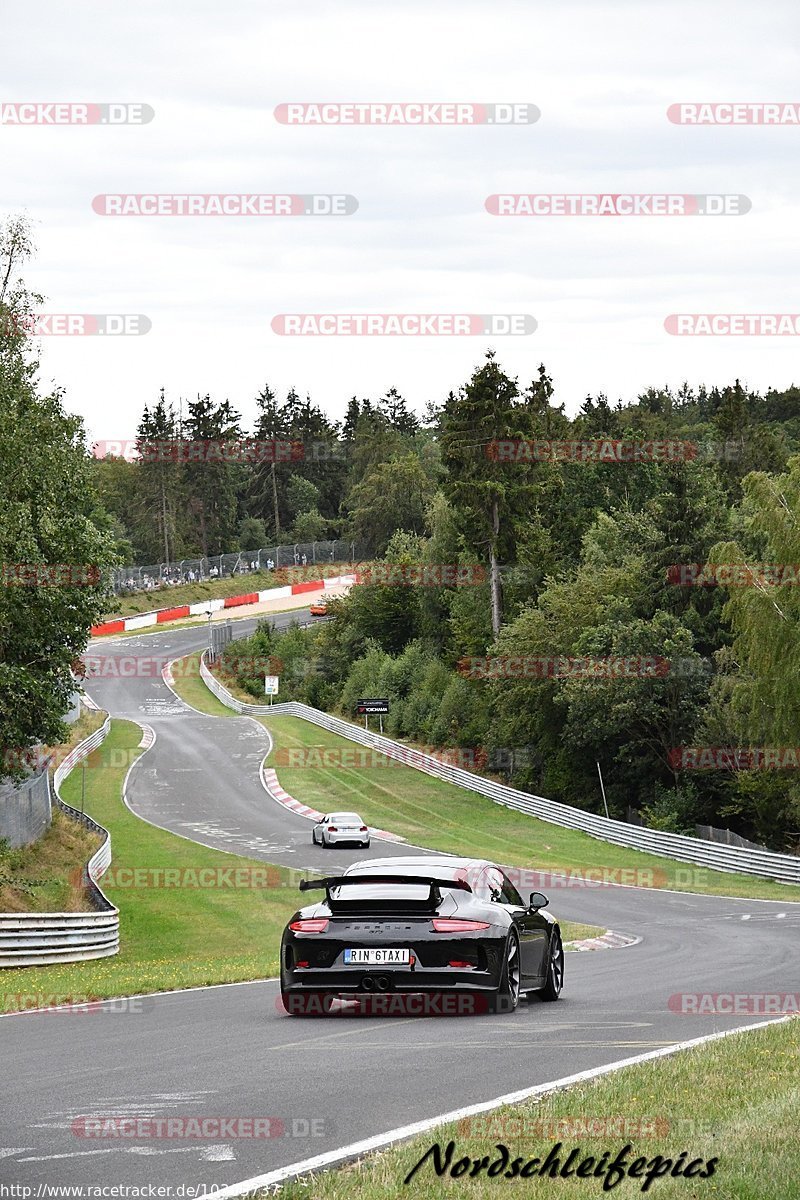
left=0, top=810, right=101, bottom=913
left=165, top=653, right=235, bottom=717
left=174, top=650, right=800, bottom=903
left=274, top=1017, right=800, bottom=1200
left=258, top=715, right=800, bottom=903
left=107, top=561, right=352, bottom=620
left=164, top=660, right=599, bottom=945
left=561, top=922, right=606, bottom=943
left=0, top=720, right=305, bottom=1009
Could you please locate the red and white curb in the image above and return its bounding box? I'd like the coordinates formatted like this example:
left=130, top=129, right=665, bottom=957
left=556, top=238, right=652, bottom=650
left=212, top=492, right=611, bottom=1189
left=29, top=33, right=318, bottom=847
left=137, top=725, right=156, bottom=751
left=91, top=573, right=356, bottom=638
left=567, top=929, right=641, bottom=951
left=261, top=767, right=404, bottom=842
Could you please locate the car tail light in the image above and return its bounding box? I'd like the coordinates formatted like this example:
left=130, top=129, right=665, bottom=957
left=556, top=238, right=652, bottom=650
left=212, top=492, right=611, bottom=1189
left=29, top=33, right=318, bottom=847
left=432, top=919, right=491, bottom=932
left=295, top=960, right=309, bottom=969
left=359, top=826, right=368, bottom=832
left=449, top=960, right=474, bottom=969
left=328, top=827, right=338, bottom=833
left=289, top=919, right=329, bottom=933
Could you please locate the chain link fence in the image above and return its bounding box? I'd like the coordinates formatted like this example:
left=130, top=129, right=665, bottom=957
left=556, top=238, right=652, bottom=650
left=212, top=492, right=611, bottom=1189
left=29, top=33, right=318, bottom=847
left=695, top=824, right=770, bottom=852
left=112, top=539, right=359, bottom=595
left=0, top=768, right=52, bottom=849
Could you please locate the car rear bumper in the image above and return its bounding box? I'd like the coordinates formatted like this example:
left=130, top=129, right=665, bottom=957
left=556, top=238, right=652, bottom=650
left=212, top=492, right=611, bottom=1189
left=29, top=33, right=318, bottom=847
left=283, top=967, right=497, bottom=993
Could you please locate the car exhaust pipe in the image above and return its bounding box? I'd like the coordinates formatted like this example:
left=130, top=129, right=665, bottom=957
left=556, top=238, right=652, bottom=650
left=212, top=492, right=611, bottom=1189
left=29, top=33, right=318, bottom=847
left=361, top=975, right=375, bottom=991
left=375, top=975, right=390, bottom=991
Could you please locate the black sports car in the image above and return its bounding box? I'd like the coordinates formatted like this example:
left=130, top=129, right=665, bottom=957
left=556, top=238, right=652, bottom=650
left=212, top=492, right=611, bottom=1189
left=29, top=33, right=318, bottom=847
left=279, top=855, right=564, bottom=1016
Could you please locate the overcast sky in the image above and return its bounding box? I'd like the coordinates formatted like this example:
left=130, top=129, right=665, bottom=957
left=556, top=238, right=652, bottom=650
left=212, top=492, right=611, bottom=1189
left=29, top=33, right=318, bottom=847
left=4, top=0, right=800, bottom=443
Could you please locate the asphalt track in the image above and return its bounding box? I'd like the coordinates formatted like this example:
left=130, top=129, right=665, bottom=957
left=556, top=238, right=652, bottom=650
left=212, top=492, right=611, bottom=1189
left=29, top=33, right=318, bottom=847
left=3, top=610, right=800, bottom=1190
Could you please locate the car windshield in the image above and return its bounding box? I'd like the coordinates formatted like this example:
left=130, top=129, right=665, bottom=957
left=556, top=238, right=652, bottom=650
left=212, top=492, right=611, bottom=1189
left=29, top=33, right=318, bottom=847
left=331, top=813, right=361, bottom=822
left=332, top=883, right=431, bottom=901
left=347, top=864, right=472, bottom=893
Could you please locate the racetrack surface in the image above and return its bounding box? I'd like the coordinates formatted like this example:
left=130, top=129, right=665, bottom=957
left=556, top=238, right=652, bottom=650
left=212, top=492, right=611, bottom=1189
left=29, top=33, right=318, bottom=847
left=3, top=610, right=799, bottom=1188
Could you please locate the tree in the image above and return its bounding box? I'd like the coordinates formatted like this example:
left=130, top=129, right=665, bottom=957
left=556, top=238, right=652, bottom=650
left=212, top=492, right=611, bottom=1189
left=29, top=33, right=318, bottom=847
left=134, top=391, right=184, bottom=564
left=291, top=509, right=328, bottom=542
left=287, top=475, right=321, bottom=520
left=238, top=517, right=267, bottom=550
left=344, top=452, right=435, bottom=555
left=0, top=218, right=116, bottom=777
left=377, top=387, right=419, bottom=436
left=183, top=394, right=242, bottom=556
left=250, top=384, right=286, bottom=539
left=709, top=459, right=800, bottom=744
left=440, top=353, right=547, bottom=636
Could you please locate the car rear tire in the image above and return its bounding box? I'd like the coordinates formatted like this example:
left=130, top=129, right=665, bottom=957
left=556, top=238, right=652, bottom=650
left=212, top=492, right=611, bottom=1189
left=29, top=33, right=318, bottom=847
left=538, top=930, right=564, bottom=1001
left=487, top=930, right=521, bottom=1014
left=281, top=990, right=334, bottom=1017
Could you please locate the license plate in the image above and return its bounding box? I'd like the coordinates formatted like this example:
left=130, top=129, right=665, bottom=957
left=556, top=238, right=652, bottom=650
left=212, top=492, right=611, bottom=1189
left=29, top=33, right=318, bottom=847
left=344, top=948, right=410, bottom=965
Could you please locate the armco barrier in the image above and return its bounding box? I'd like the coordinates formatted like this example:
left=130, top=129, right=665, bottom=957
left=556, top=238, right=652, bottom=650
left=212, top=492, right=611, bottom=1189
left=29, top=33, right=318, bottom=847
left=198, top=662, right=800, bottom=886
left=0, top=718, right=120, bottom=968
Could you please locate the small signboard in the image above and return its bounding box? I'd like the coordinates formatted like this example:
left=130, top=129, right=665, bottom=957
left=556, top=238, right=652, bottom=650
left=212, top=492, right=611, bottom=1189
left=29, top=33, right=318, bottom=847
left=264, top=675, right=280, bottom=696
left=356, top=698, right=389, bottom=715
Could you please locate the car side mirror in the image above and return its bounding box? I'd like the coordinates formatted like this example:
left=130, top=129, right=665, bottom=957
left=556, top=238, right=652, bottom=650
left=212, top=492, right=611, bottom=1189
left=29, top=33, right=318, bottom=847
left=529, top=891, right=549, bottom=911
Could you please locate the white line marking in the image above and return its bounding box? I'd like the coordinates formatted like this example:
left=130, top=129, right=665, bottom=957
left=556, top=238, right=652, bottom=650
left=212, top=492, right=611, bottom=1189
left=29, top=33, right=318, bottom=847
left=0, top=976, right=278, bottom=1018
left=777, top=912, right=787, bottom=918
left=200, top=1145, right=237, bottom=1161
left=0, top=1150, right=32, bottom=1159
left=211, top=1015, right=791, bottom=1198
left=741, top=914, right=751, bottom=920
left=17, top=1148, right=119, bottom=1162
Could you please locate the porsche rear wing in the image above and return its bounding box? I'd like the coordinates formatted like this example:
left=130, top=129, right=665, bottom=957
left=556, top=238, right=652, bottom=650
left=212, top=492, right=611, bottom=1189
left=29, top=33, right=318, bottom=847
left=299, top=874, right=472, bottom=913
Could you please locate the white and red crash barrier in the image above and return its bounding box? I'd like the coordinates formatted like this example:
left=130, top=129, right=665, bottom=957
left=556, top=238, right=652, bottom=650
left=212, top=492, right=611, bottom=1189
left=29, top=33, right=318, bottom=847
left=91, top=575, right=355, bottom=637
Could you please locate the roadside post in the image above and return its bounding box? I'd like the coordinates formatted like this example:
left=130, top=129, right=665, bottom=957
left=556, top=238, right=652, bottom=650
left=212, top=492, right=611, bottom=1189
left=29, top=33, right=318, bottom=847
left=265, top=675, right=280, bottom=707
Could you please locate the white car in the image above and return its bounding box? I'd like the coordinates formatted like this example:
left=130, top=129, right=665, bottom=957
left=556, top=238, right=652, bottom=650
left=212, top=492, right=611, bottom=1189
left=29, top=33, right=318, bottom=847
left=312, top=812, right=371, bottom=849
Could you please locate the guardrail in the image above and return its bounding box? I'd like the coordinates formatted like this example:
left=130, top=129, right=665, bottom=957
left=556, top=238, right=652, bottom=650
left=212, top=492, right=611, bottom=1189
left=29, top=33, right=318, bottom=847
left=198, top=660, right=800, bottom=885
left=0, top=717, right=120, bottom=968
